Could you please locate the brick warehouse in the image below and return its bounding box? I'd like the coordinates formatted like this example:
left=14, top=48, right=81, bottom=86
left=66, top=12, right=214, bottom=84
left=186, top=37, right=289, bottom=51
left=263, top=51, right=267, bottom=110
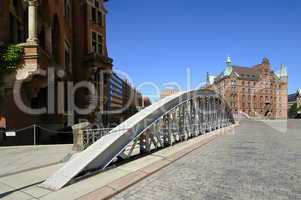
left=0, top=0, right=150, bottom=145
left=206, top=57, right=288, bottom=119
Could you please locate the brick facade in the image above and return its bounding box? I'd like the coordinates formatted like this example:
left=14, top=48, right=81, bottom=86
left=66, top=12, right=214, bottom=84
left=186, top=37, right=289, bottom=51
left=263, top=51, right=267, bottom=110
left=0, top=0, right=149, bottom=141
left=206, top=57, right=288, bottom=119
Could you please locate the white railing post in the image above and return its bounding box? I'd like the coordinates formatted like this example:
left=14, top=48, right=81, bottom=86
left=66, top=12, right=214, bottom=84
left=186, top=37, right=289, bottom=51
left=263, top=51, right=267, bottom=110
left=33, top=124, right=36, bottom=146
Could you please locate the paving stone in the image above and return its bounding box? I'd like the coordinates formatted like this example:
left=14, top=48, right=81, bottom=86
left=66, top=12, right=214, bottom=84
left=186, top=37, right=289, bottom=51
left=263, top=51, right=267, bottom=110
left=112, top=120, right=301, bottom=200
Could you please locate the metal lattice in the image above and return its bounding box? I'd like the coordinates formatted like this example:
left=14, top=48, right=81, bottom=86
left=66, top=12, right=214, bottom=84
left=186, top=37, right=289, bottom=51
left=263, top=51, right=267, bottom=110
left=82, top=128, right=112, bottom=149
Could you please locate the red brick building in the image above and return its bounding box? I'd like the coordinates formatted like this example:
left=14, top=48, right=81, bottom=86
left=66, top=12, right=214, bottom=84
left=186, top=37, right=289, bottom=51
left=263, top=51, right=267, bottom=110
left=160, top=87, right=180, bottom=99
left=206, top=57, right=288, bottom=119
left=0, top=0, right=149, bottom=144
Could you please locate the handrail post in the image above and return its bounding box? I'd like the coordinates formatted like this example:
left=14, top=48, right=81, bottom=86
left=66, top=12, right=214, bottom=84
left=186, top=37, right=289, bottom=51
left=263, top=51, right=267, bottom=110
left=33, top=124, right=36, bottom=146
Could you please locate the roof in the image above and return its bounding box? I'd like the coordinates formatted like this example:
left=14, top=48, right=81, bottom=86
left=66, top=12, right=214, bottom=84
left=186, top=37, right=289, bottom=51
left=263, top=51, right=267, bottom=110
left=209, top=57, right=287, bottom=85
left=232, top=66, right=259, bottom=81
left=214, top=65, right=259, bottom=83
left=232, top=65, right=257, bottom=75
left=288, top=89, right=301, bottom=102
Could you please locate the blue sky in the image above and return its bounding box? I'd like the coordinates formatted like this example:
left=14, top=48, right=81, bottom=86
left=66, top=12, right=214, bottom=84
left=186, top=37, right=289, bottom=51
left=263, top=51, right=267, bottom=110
left=106, top=0, right=301, bottom=100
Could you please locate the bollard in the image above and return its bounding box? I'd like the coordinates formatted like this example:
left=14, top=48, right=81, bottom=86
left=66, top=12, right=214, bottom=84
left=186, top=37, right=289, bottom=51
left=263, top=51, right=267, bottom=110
left=72, top=122, right=90, bottom=151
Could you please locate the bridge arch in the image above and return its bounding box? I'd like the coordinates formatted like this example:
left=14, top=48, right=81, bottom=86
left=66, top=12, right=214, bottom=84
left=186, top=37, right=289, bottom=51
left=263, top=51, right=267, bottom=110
left=40, top=89, right=234, bottom=191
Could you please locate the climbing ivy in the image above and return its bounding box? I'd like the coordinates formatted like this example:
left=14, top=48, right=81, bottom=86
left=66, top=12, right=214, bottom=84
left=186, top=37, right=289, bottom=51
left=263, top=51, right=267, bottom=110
left=0, top=44, right=23, bottom=73
left=0, top=44, right=23, bottom=88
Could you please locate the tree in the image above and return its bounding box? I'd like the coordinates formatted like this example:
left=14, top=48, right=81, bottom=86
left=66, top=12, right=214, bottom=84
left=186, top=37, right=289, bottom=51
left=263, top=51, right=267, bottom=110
left=288, top=103, right=301, bottom=118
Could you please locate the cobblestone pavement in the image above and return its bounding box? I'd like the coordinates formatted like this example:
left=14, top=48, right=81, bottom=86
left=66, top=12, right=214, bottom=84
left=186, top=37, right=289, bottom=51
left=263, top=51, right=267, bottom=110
left=112, top=120, right=301, bottom=200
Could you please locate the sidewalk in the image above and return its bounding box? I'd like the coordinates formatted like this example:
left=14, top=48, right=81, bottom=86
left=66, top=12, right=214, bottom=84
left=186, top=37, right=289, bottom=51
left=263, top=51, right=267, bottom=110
left=0, top=144, right=73, bottom=177
left=0, top=125, right=236, bottom=200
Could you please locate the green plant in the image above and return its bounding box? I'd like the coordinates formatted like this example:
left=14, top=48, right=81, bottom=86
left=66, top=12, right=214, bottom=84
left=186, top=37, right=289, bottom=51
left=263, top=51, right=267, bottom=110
left=0, top=44, right=23, bottom=88
left=288, top=103, right=301, bottom=118
left=0, top=44, right=23, bottom=73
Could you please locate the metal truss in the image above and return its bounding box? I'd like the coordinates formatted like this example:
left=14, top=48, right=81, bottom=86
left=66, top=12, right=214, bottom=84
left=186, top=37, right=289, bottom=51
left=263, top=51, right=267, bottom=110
left=40, top=89, right=234, bottom=191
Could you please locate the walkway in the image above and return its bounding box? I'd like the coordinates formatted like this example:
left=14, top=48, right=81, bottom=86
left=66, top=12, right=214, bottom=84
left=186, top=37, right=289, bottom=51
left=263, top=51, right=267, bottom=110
left=112, top=120, right=301, bottom=200
left=0, top=144, right=73, bottom=177
left=0, top=145, right=73, bottom=200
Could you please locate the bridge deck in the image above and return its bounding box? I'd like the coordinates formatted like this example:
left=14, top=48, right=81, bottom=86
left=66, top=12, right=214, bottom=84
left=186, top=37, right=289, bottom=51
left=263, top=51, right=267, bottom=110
left=111, top=120, right=301, bottom=200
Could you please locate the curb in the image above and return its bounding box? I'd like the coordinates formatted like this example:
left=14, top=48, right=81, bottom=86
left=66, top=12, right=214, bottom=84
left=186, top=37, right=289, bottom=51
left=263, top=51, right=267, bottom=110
left=78, top=124, right=238, bottom=200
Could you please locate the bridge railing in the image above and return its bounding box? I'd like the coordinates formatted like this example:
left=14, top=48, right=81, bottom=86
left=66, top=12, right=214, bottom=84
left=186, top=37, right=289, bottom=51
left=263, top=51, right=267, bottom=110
left=82, top=128, right=113, bottom=149
left=40, top=89, right=235, bottom=191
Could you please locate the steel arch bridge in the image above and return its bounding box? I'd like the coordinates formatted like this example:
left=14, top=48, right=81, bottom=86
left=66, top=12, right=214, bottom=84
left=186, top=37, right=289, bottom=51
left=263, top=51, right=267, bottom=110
left=40, top=89, right=235, bottom=191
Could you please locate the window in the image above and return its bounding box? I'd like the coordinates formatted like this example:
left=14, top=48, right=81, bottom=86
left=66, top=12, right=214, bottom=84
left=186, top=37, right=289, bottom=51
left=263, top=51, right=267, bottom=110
left=38, top=28, right=46, bottom=50
left=232, top=86, right=237, bottom=94
left=92, top=7, right=96, bottom=21
left=90, top=0, right=104, bottom=25
left=248, top=81, right=251, bottom=94
left=98, top=11, right=103, bottom=25
left=91, top=31, right=103, bottom=54
left=64, top=41, right=72, bottom=73
left=9, top=1, right=25, bottom=43
left=64, top=0, right=72, bottom=24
